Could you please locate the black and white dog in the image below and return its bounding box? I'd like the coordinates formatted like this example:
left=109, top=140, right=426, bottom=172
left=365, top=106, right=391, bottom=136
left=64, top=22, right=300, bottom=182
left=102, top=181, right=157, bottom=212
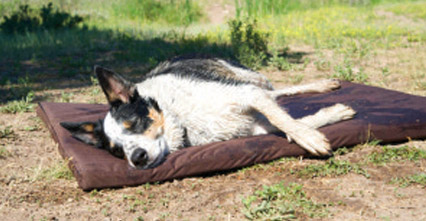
left=61, top=56, right=356, bottom=169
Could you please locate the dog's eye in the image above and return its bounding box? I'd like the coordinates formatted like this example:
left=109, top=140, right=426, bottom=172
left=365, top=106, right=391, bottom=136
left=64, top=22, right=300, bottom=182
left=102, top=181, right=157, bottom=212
left=122, top=121, right=133, bottom=129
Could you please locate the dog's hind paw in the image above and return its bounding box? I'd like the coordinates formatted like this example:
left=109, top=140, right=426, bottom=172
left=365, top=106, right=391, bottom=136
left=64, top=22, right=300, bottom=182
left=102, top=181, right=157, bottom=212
left=316, top=79, right=341, bottom=93
left=323, top=103, right=356, bottom=121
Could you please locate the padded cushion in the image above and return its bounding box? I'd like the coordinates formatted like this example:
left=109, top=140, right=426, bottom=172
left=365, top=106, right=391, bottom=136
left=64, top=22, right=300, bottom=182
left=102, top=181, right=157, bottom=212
left=37, top=82, right=426, bottom=190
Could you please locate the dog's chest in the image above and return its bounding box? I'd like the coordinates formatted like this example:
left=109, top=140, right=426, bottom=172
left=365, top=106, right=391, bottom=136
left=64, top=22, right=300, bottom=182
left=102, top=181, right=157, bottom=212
left=136, top=75, right=255, bottom=146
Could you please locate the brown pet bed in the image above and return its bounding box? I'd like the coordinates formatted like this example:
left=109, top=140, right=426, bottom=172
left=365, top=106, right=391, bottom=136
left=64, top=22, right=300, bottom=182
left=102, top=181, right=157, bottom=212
left=37, top=82, right=426, bottom=190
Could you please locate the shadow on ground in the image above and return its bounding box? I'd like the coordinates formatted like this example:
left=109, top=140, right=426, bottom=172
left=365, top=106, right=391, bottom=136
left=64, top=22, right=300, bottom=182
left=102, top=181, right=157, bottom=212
left=0, top=26, right=238, bottom=103
left=0, top=27, right=309, bottom=103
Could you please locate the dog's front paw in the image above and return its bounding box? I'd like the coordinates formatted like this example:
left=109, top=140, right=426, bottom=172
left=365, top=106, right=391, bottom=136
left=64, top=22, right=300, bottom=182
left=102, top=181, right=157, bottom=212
left=317, top=79, right=341, bottom=93
left=286, top=122, right=331, bottom=156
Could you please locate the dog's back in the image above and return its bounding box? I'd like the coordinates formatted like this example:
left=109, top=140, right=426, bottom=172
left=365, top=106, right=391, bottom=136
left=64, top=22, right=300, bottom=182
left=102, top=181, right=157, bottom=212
left=145, top=55, right=273, bottom=90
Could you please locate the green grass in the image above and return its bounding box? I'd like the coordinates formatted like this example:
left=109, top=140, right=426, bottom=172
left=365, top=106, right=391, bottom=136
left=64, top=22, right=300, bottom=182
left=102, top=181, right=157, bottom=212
left=111, top=0, right=203, bottom=26
left=0, top=91, right=35, bottom=113
left=366, top=146, right=426, bottom=165
left=256, top=2, right=426, bottom=51
left=293, top=158, right=370, bottom=178
left=390, top=173, right=426, bottom=187
left=242, top=182, right=329, bottom=220
left=36, top=159, right=74, bottom=181
left=235, top=0, right=421, bottom=18
left=386, top=2, right=426, bottom=19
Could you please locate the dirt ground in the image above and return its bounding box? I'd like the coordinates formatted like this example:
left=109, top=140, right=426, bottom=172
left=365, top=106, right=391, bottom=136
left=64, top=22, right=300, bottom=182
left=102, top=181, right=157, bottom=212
left=1, top=69, right=425, bottom=220
left=1, top=2, right=426, bottom=221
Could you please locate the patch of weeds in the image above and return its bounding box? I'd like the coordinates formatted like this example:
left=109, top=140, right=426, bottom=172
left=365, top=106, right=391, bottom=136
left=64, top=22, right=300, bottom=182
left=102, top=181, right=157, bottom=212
left=294, top=158, right=370, bottom=178
left=229, top=18, right=269, bottom=69
left=135, top=217, right=145, bottom=221
left=23, top=125, right=40, bottom=132
left=242, top=182, right=328, bottom=220
left=331, top=60, right=368, bottom=83
left=0, top=3, right=83, bottom=34
left=268, top=51, right=292, bottom=71
left=333, top=147, right=351, bottom=156
left=340, top=39, right=371, bottom=60
left=58, top=91, right=74, bottom=103
left=90, top=189, right=99, bottom=197
left=366, top=146, right=426, bottom=165
left=0, top=91, right=35, bottom=114
left=390, top=173, right=426, bottom=188
left=36, top=159, right=74, bottom=181
left=314, top=59, right=331, bottom=71
left=0, top=126, right=15, bottom=139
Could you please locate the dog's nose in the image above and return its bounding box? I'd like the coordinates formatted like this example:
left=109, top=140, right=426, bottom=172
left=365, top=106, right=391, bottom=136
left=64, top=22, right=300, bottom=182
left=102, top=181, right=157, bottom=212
left=131, top=149, right=148, bottom=167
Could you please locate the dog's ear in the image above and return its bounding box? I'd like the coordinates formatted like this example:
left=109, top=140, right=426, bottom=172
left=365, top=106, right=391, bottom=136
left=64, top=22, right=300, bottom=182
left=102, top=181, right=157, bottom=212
left=94, top=66, right=136, bottom=106
left=60, top=121, right=101, bottom=146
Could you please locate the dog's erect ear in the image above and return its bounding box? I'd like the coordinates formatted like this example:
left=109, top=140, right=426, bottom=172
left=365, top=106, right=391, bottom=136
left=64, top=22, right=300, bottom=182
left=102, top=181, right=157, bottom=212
left=60, top=121, right=101, bottom=146
left=94, top=66, right=136, bottom=106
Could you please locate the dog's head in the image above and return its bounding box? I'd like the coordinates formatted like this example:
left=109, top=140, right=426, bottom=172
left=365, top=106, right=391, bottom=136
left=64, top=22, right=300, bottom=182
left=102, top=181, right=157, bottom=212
left=61, top=66, right=169, bottom=169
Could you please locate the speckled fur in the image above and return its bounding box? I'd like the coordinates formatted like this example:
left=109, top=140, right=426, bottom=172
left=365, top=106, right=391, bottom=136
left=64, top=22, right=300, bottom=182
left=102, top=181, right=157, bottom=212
left=91, top=56, right=355, bottom=169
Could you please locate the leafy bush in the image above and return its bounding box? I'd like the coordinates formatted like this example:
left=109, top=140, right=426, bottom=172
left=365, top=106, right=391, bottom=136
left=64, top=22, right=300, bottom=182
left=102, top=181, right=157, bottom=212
left=0, top=3, right=83, bottom=34
left=228, top=18, right=269, bottom=69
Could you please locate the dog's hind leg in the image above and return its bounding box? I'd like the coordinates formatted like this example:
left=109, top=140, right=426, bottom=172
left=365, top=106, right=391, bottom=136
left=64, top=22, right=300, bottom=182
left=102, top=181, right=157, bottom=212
left=268, top=79, right=341, bottom=99
left=254, top=103, right=356, bottom=135
left=245, top=86, right=332, bottom=156
left=297, top=103, right=356, bottom=129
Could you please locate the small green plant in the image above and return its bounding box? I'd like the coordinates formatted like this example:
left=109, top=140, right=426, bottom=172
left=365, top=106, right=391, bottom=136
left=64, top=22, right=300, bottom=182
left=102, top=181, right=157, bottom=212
left=59, top=91, right=74, bottom=103
left=331, top=60, right=368, bottom=83
left=268, top=52, right=293, bottom=71
left=229, top=18, right=269, bottom=69
left=0, top=91, right=35, bottom=114
left=242, top=182, right=328, bottom=220
left=90, top=189, right=100, bottom=197
left=366, top=146, right=426, bottom=165
left=295, top=158, right=370, bottom=178
left=314, top=59, right=331, bottom=71
left=390, top=173, right=426, bottom=188
left=0, top=126, right=15, bottom=139
left=0, top=2, right=83, bottom=34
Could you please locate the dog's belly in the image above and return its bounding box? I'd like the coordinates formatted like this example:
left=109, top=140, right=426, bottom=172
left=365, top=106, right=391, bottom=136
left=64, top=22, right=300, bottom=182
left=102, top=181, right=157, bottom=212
left=137, top=75, right=258, bottom=146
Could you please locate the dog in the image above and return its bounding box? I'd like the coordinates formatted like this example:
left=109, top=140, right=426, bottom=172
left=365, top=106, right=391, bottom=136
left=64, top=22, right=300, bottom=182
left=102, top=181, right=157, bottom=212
left=61, top=55, right=356, bottom=169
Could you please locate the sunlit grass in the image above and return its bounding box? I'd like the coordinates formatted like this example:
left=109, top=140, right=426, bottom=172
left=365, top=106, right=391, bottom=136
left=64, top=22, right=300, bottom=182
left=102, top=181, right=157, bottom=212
left=386, top=2, right=426, bottom=19
left=261, top=5, right=425, bottom=49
